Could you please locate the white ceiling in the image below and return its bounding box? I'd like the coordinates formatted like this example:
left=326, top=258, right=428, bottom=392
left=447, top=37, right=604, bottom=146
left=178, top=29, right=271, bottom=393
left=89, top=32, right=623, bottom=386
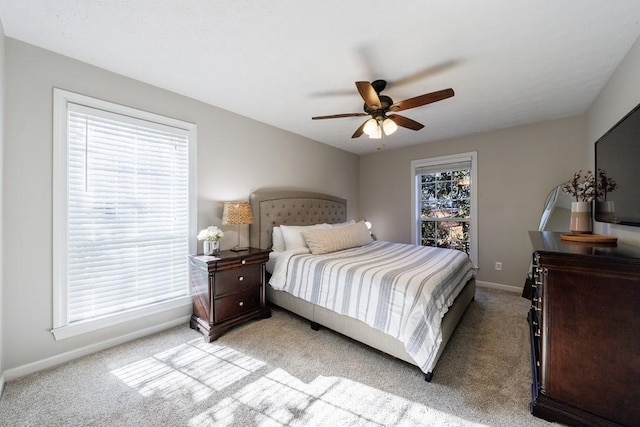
left=1, top=1, right=640, bottom=155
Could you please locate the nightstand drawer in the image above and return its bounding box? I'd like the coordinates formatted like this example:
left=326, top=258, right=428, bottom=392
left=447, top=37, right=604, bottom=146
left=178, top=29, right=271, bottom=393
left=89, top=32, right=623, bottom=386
left=215, top=287, right=261, bottom=322
left=215, top=265, right=262, bottom=295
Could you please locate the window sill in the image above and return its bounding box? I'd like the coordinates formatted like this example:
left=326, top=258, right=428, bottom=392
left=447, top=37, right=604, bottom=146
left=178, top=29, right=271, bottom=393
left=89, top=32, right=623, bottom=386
left=52, top=296, right=192, bottom=341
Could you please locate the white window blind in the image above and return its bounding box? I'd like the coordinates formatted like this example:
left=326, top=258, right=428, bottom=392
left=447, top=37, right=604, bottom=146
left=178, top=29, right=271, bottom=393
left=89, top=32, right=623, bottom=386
left=414, top=160, right=471, bottom=176
left=53, top=90, right=195, bottom=339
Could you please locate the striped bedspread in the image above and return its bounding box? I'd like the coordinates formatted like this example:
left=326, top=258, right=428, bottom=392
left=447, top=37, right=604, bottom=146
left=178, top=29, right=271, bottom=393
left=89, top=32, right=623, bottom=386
left=270, top=240, right=476, bottom=373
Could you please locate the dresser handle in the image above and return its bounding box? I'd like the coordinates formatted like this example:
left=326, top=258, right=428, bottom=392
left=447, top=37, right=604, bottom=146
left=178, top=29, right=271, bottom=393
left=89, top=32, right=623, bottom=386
left=238, top=301, right=244, bottom=307
left=238, top=276, right=244, bottom=282
left=241, top=259, right=246, bottom=265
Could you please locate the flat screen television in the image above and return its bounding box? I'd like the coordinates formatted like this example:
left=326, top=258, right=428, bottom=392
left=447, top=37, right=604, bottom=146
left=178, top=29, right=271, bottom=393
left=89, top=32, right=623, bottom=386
left=594, top=101, right=640, bottom=226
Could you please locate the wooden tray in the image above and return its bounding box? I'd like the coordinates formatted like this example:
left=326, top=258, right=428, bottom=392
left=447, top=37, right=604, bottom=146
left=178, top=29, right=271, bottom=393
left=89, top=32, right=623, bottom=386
left=560, top=233, right=618, bottom=244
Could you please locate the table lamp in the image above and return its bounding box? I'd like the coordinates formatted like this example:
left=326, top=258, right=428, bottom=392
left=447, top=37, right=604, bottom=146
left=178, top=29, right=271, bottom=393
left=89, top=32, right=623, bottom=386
left=221, top=201, right=253, bottom=251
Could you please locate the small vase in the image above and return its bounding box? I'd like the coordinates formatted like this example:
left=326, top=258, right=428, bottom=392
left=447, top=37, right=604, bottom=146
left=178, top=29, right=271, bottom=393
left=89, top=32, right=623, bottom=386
left=203, top=240, right=220, bottom=255
left=570, top=201, right=592, bottom=234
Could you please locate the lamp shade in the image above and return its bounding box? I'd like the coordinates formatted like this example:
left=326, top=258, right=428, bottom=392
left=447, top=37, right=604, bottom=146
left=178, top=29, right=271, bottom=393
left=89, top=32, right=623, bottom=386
left=363, top=118, right=379, bottom=136
left=221, top=201, right=253, bottom=225
left=368, top=125, right=382, bottom=139
left=382, top=118, right=398, bottom=135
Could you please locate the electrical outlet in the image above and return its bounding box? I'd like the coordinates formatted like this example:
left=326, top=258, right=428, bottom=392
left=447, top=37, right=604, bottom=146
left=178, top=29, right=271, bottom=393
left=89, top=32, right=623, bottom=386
left=495, top=262, right=502, bottom=271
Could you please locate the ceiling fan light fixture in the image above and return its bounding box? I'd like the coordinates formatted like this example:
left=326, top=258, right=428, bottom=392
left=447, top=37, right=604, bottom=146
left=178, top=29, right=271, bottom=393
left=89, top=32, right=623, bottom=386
left=368, top=125, right=382, bottom=139
left=312, top=80, right=454, bottom=140
left=363, top=118, right=379, bottom=136
left=382, top=118, right=398, bottom=135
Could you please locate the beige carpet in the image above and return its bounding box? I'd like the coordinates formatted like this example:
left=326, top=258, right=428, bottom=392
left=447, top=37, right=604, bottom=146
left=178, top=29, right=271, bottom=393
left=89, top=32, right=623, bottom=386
left=0, top=287, right=558, bottom=426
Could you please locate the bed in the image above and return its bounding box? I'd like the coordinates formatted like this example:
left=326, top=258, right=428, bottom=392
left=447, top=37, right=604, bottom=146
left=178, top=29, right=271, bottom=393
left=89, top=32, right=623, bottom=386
left=249, top=189, right=476, bottom=381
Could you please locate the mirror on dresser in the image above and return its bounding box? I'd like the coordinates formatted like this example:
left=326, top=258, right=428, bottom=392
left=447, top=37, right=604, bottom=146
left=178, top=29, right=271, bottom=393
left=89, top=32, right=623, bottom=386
left=538, top=184, right=574, bottom=232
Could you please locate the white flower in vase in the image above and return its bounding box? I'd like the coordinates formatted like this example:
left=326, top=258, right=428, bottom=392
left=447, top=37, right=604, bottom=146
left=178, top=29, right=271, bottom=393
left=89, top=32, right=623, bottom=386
left=197, top=226, right=224, bottom=254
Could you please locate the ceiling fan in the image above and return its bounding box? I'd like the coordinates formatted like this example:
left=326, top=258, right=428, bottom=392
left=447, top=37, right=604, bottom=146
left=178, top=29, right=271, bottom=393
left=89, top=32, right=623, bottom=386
left=312, top=80, right=454, bottom=139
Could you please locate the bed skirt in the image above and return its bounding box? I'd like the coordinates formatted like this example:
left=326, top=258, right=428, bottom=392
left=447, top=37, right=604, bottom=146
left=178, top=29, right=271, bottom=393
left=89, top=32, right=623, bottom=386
left=266, top=277, right=476, bottom=378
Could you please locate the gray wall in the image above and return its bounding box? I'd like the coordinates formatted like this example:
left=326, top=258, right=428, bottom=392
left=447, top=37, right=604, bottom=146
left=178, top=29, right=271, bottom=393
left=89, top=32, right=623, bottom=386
left=359, top=116, right=587, bottom=290
left=2, top=39, right=358, bottom=375
left=587, top=34, right=640, bottom=245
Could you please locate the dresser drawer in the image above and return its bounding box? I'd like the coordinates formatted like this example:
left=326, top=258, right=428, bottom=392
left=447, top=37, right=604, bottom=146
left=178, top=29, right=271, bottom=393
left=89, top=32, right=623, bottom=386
left=215, top=287, right=261, bottom=322
left=215, top=264, right=262, bottom=296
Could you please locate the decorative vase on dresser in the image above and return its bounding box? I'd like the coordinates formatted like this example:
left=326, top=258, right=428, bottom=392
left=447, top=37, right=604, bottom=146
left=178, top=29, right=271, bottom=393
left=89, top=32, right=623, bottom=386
left=203, top=240, right=220, bottom=255
left=526, top=231, right=640, bottom=426
left=569, top=201, right=592, bottom=233
left=189, top=248, right=271, bottom=342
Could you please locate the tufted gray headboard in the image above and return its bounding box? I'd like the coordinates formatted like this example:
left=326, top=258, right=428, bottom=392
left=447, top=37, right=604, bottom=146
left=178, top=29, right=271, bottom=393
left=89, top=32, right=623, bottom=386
left=250, top=189, right=347, bottom=250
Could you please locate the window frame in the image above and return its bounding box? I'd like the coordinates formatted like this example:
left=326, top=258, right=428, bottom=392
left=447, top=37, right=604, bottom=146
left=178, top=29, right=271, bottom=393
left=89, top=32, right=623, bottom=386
left=52, top=89, right=197, bottom=340
left=410, top=152, right=478, bottom=268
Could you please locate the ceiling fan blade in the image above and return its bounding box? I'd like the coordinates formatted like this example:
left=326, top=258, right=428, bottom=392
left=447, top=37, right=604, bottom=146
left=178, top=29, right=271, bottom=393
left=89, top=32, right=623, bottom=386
left=312, top=113, right=368, bottom=120
left=351, top=120, right=367, bottom=138
left=355, top=81, right=381, bottom=109
left=389, top=88, right=454, bottom=112
left=388, top=114, right=424, bottom=131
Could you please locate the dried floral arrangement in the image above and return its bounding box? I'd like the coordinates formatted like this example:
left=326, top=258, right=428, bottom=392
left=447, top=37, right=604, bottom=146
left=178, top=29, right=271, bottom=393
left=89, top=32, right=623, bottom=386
left=562, top=170, right=595, bottom=202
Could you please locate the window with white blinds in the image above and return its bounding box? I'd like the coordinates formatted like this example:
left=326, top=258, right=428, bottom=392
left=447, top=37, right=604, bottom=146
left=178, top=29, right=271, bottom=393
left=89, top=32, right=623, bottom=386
left=52, top=89, right=196, bottom=340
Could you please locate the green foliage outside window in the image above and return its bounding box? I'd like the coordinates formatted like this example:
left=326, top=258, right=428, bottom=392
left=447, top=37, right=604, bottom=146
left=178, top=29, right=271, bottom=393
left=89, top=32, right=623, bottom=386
left=419, top=169, right=471, bottom=254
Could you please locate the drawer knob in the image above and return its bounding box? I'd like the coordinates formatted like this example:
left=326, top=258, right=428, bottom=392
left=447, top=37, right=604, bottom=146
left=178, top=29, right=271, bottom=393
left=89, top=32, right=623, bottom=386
left=238, top=301, right=244, bottom=307
left=238, top=276, right=244, bottom=282
left=241, top=259, right=246, bottom=265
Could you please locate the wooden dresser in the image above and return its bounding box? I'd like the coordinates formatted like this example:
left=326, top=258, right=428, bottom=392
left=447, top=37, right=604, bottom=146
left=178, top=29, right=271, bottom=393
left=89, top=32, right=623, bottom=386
left=189, top=248, right=271, bottom=342
left=526, top=231, right=640, bottom=426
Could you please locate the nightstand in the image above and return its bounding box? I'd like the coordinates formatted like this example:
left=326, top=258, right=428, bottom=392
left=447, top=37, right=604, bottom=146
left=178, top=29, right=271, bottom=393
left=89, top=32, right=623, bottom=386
left=189, top=248, right=271, bottom=342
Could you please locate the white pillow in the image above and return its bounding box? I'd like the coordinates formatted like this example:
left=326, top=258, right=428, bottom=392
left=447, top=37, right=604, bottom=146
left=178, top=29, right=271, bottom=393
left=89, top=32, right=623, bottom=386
left=329, top=220, right=356, bottom=228
left=272, top=227, right=285, bottom=252
left=302, top=221, right=373, bottom=255
left=280, top=223, right=331, bottom=251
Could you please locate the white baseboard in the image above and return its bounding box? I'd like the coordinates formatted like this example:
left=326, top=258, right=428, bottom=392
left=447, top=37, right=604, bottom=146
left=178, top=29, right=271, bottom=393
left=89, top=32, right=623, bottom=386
left=0, top=372, right=5, bottom=397
left=476, top=280, right=522, bottom=294
left=4, top=315, right=191, bottom=382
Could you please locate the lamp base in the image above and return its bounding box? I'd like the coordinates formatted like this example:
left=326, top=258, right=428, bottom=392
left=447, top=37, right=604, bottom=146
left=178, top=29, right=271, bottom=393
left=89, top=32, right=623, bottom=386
left=231, top=246, right=248, bottom=252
